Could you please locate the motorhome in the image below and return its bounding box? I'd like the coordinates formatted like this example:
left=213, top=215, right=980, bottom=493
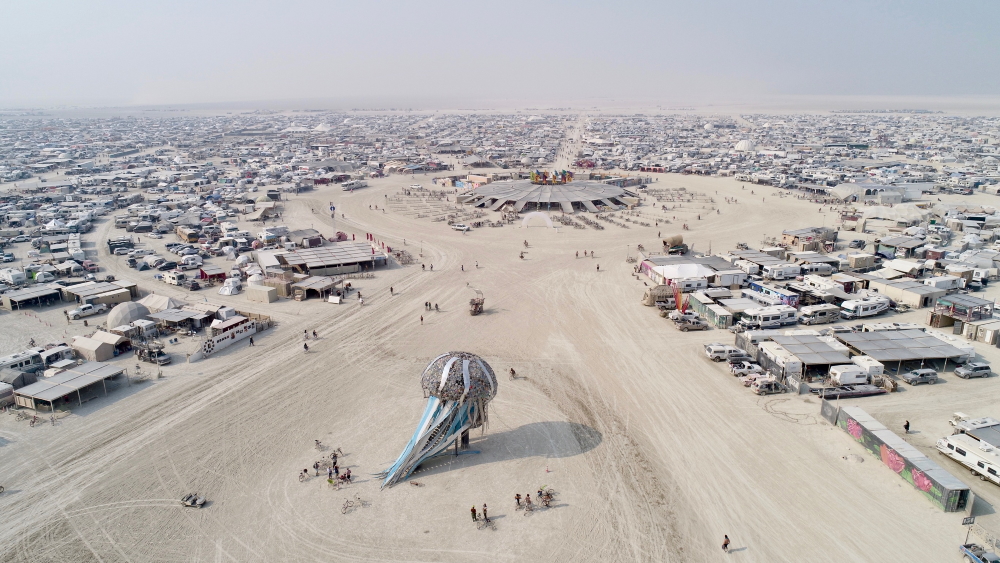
left=739, top=305, right=798, bottom=329
left=341, top=180, right=368, bottom=191
left=762, top=264, right=801, bottom=281
left=798, top=303, right=841, bottom=325
left=937, top=433, right=1000, bottom=486
left=840, top=296, right=891, bottom=319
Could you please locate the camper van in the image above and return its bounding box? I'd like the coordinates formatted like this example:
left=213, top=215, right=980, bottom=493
left=739, top=305, right=797, bottom=329
left=341, top=180, right=368, bottom=191
left=762, top=264, right=801, bottom=281
left=840, top=296, right=891, bottom=320
left=798, top=303, right=841, bottom=325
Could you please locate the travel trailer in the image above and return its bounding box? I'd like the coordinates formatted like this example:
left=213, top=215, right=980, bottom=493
left=840, top=296, right=891, bottom=320
left=762, top=264, right=801, bottom=281
left=937, top=434, right=1000, bottom=486
left=829, top=364, right=868, bottom=385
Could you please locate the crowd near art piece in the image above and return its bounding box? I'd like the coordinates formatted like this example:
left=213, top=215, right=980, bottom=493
left=379, top=351, right=498, bottom=488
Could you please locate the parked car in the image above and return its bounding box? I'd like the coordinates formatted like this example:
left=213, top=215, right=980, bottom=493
left=1, top=253, right=13, bottom=262
left=451, top=224, right=471, bottom=231
left=901, top=368, right=938, bottom=385
left=113, top=247, right=131, bottom=255
left=674, top=318, right=709, bottom=332
left=183, top=280, right=202, bottom=291
left=10, top=235, right=30, bottom=243
left=147, top=233, right=163, bottom=239
left=157, top=261, right=178, bottom=271
left=731, top=361, right=765, bottom=377
left=848, top=239, right=867, bottom=249
left=751, top=379, right=786, bottom=395
left=955, top=363, right=992, bottom=379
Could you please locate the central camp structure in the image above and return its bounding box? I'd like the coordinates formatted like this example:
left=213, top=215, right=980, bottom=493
left=461, top=178, right=636, bottom=213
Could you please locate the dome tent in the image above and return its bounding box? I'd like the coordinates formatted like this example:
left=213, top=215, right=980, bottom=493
left=106, top=301, right=150, bottom=328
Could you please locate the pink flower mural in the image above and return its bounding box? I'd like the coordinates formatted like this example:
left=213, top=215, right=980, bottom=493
left=912, top=468, right=933, bottom=492
left=847, top=419, right=863, bottom=440
left=880, top=444, right=905, bottom=473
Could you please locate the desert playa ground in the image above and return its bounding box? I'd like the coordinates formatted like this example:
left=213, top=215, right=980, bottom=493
left=3, top=171, right=1000, bottom=562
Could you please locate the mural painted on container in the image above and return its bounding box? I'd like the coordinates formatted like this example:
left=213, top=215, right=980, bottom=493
left=839, top=414, right=946, bottom=510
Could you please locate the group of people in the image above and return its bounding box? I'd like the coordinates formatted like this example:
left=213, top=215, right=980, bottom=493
left=575, top=250, right=594, bottom=258
left=470, top=503, right=489, bottom=523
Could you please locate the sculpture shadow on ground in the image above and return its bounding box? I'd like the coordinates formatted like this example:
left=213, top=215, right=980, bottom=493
left=407, top=421, right=602, bottom=480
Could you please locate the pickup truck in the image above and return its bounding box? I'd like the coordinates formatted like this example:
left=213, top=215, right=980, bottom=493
left=961, top=543, right=1000, bottom=563
left=67, top=303, right=108, bottom=320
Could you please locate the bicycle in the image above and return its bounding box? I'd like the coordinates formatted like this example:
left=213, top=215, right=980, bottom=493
left=476, top=517, right=496, bottom=531
left=342, top=495, right=366, bottom=514
left=314, top=440, right=323, bottom=451
left=330, top=448, right=343, bottom=460
left=298, top=472, right=307, bottom=483
left=14, top=411, right=27, bottom=422
left=50, top=415, right=56, bottom=427
left=523, top=502, right=534, bottom=516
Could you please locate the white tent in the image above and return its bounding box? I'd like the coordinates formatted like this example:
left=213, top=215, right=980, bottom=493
left=651, top=263, right=715, bottom=281
left=137, top=294, right=187, bottom=313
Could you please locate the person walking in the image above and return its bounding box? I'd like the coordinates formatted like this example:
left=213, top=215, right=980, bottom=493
left=312, top=330, right=317, bottom=339
left=303, top=343, right=309, bottom=353
left=390, top=286, right=393, bottom=295
left=313, top=461, right=320, bottom=477
left=327, top=466, right=333, bottom=480
left=461, top=264, right=464, bottom=272
left=515, top=493, right=522, bottom=506
left=334, top=464, right=339, bottom=478
left=420, top=315, right=424, bottom=325
left=249, top=337, right=254, bottom=347
left=482, top=503, right=488, bottom=521
left=904, top=420, right=910, bottom=434
left=722, top=535, right=730, bottom=553
left=470, top=505, right=478, bottom=522
left=596, top=264, right=600, bottom=271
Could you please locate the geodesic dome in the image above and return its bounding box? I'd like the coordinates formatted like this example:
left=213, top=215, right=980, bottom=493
left=420, top=351, right=497, bottom=402
left=106, top=301, right=150, bottom=328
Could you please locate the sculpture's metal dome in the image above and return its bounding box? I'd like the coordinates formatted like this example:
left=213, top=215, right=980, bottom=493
left=420, top=351, right=497, bottom=402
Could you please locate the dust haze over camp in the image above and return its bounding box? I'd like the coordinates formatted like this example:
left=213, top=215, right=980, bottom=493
left=5, top=2, right=1000, bottom=563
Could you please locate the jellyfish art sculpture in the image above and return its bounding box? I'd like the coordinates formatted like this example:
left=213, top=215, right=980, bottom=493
left=379, top=351, right=498, bottom=488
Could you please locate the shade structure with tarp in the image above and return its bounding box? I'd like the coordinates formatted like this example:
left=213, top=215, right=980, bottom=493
left=14, top=362, right=126, bottom=411
left=834, top=329, right=968, bottom=373
left=137, top=294, right=187, bottom=314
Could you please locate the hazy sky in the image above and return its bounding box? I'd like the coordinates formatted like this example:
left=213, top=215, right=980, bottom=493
left=2, top=0, right=998, bottom=108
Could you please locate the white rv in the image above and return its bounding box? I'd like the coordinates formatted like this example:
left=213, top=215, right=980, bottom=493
left=341, top=180, right=368, bottom=191
left=762, top=264, right=801, bottom=281
left=739, top=305, right=798, bottom=329
left=937, top=434, right=1000, bottom=486
left=839, top=296, right=891, bottom=320
left=798, top=303, right=841, bottom=325
left=800, top=263, right=836, bottom=276
left=829, top=364, right=868, bottom=385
